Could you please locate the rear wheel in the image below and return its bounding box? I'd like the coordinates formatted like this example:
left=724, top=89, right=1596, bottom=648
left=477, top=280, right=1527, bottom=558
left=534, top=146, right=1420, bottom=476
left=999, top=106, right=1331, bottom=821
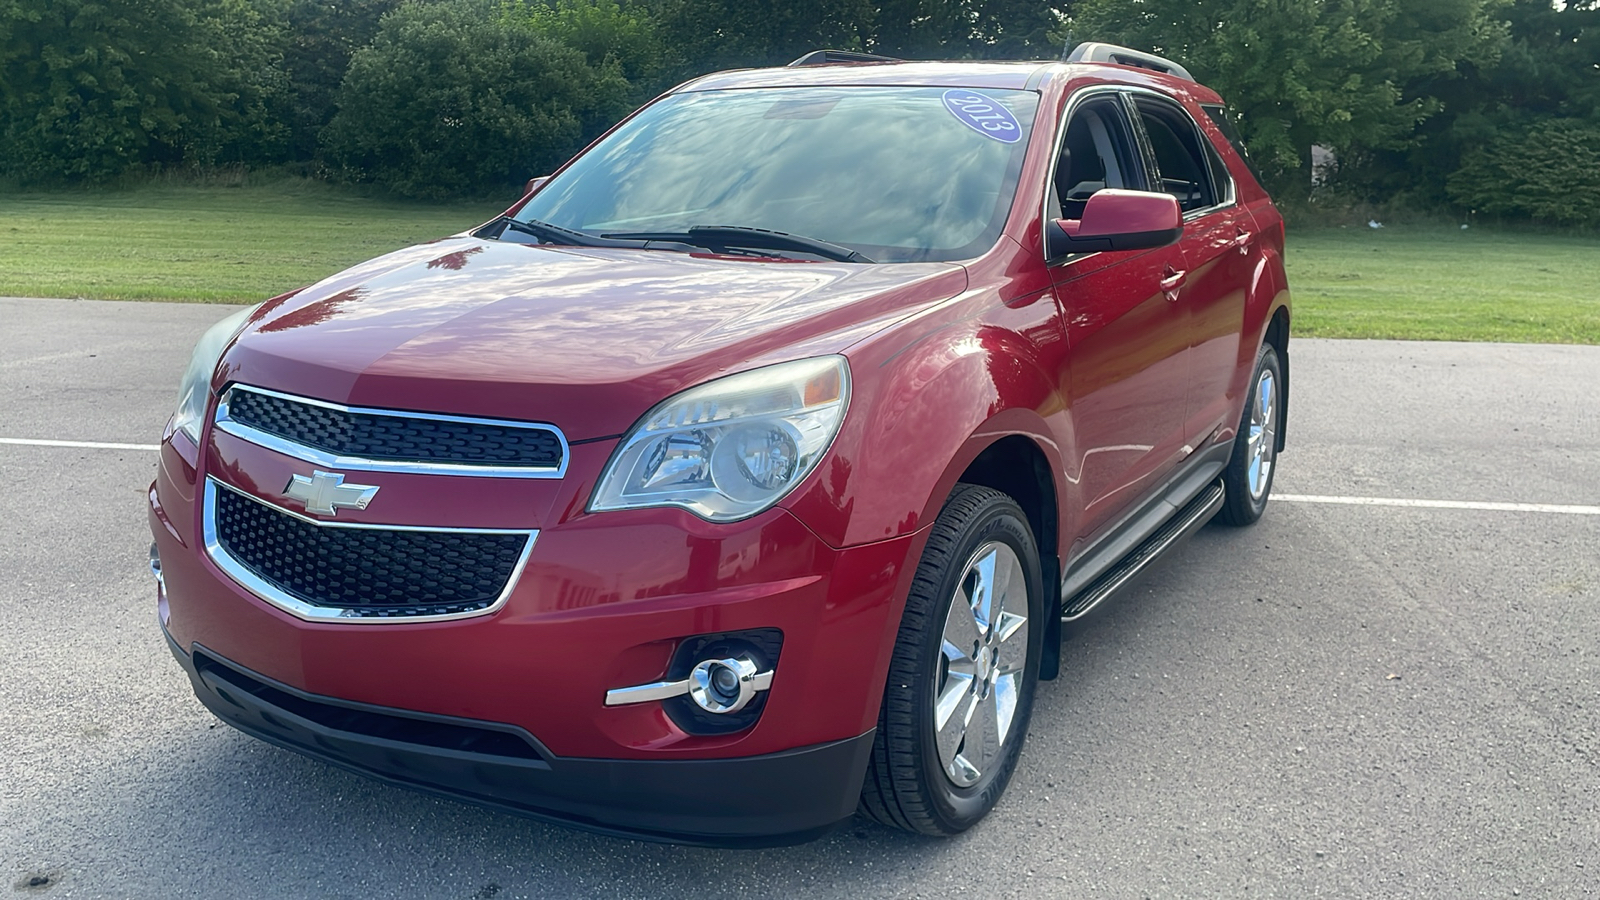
left=1217, top=342, right=1283, bottom=526
left=859, top=484, right=1043, bottom=835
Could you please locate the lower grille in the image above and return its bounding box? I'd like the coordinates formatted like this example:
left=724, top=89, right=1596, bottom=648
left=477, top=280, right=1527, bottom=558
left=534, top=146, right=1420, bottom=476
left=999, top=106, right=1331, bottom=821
left=207, top=481, right=533, bottom=620
left=194, top=649, right=545, bottom=761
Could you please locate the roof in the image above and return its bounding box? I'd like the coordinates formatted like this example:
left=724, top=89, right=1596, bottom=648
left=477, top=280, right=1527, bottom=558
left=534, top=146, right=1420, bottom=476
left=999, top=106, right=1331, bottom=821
left=681, top=61, right=1054, bottom=93
left=675, top=59, right=1219, bottom=102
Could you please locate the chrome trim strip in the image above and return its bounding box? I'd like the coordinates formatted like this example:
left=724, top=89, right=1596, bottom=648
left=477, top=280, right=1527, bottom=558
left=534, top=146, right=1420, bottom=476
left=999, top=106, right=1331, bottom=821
left=201, top=478, right=537, bottom=624
left=214, top=384, right=570, bottom=479
left=604, top=680, right=692, bottom=706
left=604, top=669, right=773, bottom=707
left=148, top=542, right=164, bottom=587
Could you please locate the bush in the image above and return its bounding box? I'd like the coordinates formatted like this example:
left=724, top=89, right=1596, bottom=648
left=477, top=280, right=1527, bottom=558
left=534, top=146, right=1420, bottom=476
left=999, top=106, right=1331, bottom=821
left=276, top=0, right=405, bottom=162
left=0, top=0, right=286, bottom=182
left=320, top=0, right=632, bottom=199
left=1448, top=118, right=1600, bottom=226
left=507, top=0, right=667, bottom=98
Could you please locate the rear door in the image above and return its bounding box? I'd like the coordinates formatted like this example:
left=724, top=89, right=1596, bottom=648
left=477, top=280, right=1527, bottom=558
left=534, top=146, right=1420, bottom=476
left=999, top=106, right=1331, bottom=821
left=1130, top=94, right=1257, bottom=446
left=1046, top=90, right=1192, bottom=546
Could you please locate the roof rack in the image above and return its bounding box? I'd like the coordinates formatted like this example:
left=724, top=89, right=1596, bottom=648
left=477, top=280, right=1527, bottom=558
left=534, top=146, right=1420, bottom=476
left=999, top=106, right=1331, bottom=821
left=788, top=50, right=903, bottom=67
left=1065, top=42, right=1193, bottom=82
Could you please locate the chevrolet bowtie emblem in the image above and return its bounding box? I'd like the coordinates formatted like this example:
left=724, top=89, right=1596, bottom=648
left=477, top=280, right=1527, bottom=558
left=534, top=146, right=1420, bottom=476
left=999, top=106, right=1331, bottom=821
left=283, top=471, right=379, bottom=516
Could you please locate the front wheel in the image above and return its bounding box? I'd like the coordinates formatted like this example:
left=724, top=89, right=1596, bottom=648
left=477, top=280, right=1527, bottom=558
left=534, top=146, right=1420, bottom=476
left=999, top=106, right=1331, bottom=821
left=859, top=484, right=1043, bottom=835
left=1217, top=342, right=1283, bottom=526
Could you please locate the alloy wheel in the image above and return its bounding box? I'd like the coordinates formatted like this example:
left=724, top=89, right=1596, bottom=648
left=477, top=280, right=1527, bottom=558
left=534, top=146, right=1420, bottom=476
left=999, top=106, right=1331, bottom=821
left=1247, top=368, right=1277, bottom=500
left=933, top=540, right=1030, bottom=788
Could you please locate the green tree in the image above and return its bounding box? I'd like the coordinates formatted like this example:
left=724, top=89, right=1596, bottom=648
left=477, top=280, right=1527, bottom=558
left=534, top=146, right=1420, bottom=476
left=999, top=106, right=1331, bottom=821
left=273, top=0, right=403, bottom=162
left=648, top=0, right=878, bottom=76
left=1447, top=118, right=1600, bottom=226
left=642, top=0, right=1065, bottom=73
left=872, top=0, right=1067, bottom=59
left=0, top=0, right=286, bottom=181
left=1346, top=0, right=1598, bottom=208
left=1477, top=0, right=1600, bottom=120
left=503, top=0, right=668, bottom=98
left=321, top=0, right=633, bottom=198
left=1068, top=0, right=1506, bottom=196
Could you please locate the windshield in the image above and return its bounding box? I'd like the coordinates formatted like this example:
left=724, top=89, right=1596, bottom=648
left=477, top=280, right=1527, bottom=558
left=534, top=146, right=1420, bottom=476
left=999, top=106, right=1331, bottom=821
left=515, top=86, right=1040, bottom=263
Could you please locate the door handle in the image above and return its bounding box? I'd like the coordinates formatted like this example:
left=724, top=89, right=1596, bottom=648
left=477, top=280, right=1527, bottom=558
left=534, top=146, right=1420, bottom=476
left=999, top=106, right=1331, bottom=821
left=1160, top=266, right=1186, bottom=301
left=1233, top=228, right=1254, bottom=254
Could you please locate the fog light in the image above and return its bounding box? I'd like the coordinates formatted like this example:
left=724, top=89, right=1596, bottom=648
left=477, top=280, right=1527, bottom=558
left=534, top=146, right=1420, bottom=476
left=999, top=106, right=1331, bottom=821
left=605, top=653, right=774, bottom=712
left=688, top=657, right=762, bottom=714
left=148, top=542, right=164, bottom=586
left=711, top=664, right=740, bottom=696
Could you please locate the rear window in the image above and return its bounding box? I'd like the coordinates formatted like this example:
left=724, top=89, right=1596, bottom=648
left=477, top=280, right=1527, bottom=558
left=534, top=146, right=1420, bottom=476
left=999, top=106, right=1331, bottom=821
left=1201, top=105, right=1265, bottom=189
left=1136, top=97, right=1219, bottom=213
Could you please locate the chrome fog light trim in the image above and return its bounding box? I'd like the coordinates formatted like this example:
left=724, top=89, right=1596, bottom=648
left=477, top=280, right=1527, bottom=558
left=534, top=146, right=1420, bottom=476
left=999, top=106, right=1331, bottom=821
left=149, top=541, right=164, bottom=587
left=605, top=655, right=774, bottom=712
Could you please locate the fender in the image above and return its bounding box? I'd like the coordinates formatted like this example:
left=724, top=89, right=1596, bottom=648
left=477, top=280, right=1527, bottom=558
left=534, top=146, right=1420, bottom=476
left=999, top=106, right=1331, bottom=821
left=779, top=290, right=1075, bottom=717
left=784, top=294, right=1071, bottom=553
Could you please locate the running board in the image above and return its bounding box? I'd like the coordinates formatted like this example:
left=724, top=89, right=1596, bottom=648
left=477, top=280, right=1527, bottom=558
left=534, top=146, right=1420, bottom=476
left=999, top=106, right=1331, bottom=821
left=1061, top=481, right=1226, bottom=622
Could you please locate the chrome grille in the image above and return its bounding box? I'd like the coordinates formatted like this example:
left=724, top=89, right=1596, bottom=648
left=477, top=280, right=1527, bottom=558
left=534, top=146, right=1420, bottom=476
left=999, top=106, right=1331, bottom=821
left=215, top=385, right=567, bottom=477
left=203, top=480, right=535, bottom=622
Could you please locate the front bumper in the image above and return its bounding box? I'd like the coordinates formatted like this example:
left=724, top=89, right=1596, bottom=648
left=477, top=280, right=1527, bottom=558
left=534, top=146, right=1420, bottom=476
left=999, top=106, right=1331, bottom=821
left=151, top=427, right=920, bottom=843
left=166, top=632, right=873, bottom=845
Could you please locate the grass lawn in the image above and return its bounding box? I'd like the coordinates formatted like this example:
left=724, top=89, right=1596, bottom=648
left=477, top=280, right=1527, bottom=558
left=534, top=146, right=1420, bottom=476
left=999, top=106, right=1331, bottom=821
left=1, top=182, right=1597, bottom=343
left=1284, top=226, right=1600, bottom=344
left=0, top=180, right=504, bottom=302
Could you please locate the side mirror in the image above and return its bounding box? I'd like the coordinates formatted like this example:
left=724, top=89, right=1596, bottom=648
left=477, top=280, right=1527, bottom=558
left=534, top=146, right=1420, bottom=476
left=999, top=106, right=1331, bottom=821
left=1049, top=189, right=1182, bottom=257
left=523, top=175, right=549, bottom=196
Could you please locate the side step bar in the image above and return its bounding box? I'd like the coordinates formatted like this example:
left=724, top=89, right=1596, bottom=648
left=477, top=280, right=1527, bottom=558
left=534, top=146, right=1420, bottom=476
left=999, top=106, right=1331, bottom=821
left=1061, top=480, right=1226, bottom=622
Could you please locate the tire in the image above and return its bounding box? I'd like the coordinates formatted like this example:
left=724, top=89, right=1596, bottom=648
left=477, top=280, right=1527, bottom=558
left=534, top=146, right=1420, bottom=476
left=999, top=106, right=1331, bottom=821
left=1217, top=342, right=1284, bottom=526
left=859, top=483, right=1044, bottom=835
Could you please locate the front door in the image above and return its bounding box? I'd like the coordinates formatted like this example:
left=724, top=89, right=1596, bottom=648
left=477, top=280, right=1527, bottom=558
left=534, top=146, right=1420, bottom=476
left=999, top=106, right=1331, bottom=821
left=1046, top=91, right=1192, bottom=548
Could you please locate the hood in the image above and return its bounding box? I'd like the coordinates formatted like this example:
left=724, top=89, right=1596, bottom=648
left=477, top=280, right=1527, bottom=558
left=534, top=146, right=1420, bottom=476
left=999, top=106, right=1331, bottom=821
left=219, top=237, right=966, bottom=439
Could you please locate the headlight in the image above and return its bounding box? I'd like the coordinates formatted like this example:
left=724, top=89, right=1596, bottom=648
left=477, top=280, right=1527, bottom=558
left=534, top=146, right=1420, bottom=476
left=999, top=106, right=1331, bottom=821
left=590, top=356, right=850, bottom=522
left=172, top=305, right=258, bottom=443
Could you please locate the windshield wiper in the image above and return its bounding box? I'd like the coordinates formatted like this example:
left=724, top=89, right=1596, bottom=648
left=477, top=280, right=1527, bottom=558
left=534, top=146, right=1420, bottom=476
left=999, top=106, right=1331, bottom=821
left=601, top=225, right=874, bottom=263
left=483, top=215, right=644, bottom=249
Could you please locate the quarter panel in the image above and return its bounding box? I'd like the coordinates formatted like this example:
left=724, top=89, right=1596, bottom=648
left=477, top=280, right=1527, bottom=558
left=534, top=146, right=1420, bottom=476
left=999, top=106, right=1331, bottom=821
left=1213, top=212, right=1290, bottom=444
left=1178, top=206, right=1254, bottom=444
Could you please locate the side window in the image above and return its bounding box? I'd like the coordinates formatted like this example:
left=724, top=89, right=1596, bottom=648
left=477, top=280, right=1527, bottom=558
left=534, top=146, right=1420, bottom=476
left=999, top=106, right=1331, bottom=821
left=1201, top=104, right=1266, bottom=189
left=1047, top=95, right=1147, bottom=222
left=1133, top=98, right=1216, bottom=213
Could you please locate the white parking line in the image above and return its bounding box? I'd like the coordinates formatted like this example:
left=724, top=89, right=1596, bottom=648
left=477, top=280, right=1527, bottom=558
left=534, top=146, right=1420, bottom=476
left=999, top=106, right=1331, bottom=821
left=0, top=437, right=161, bottom=451
left=1275, top=494, right=1600, bottom=516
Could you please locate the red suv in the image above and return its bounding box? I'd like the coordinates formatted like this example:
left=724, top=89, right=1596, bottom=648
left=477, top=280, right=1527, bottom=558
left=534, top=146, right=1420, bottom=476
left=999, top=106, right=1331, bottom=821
left=149, top=45, right=1290, bottom=846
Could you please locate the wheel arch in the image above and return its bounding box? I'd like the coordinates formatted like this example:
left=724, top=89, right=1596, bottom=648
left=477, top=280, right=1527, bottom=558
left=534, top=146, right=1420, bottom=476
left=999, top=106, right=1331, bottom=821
left=956, top=435, right=1059, bottom=574
left=783, top=304, right=1074, bottom=703
left=1242, top=244, right=1291, bottom=454
left=951, top=431, right=1064, bottom=681
left=1263, top=302, right=1290, bottom=452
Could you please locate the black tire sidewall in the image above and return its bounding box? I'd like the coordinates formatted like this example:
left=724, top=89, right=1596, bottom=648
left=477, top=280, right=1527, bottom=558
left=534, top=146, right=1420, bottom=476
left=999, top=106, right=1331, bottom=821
left=913, top=496, right=1044, bottom=829
left=1221, top=343, right=1282, bottom=525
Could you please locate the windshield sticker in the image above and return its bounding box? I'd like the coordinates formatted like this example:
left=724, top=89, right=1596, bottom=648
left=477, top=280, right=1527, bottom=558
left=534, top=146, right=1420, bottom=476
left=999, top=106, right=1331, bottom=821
left=942, top=91, right=1022, bottom=143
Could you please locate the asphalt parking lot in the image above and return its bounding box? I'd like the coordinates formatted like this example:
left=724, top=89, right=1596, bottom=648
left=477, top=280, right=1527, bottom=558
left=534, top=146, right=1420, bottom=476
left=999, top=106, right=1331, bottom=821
left=3, top=296, right=1598, bottom=899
